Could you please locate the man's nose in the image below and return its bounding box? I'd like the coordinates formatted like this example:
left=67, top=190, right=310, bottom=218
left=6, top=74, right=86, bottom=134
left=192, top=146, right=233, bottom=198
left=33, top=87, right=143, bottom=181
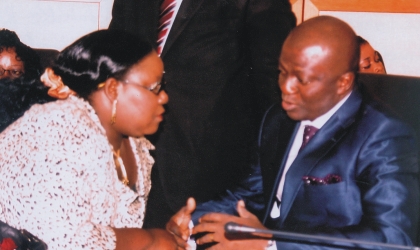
left=280, top=77, right=298, bottom=94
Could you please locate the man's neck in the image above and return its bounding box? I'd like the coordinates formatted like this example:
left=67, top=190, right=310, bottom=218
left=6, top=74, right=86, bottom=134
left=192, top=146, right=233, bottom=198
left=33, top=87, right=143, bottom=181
left=303, top=91, right=352, bottom=129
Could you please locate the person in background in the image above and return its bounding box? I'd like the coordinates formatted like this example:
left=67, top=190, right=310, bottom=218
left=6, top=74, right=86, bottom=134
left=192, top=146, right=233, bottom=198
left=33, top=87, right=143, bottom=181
left=168, top=16, right=419, bottom=250
left=0, top=29, right=177, bottom=249
left=357, top=36, right=386, bottom=74
left=109, top=0, right=296, bottom=229
left=0, top=29, right=42, bottom=80
left=0, top=77, right=54, bottom=132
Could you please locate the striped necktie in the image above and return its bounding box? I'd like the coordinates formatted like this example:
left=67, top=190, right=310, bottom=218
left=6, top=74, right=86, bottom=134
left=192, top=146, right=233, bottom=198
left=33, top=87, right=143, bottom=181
left=157, top=0, right=176, bottom=55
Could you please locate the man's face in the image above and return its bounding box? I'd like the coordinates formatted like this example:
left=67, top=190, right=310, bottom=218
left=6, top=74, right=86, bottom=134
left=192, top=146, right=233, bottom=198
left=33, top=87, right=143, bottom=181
left=278, top=43, right=343, bottom=121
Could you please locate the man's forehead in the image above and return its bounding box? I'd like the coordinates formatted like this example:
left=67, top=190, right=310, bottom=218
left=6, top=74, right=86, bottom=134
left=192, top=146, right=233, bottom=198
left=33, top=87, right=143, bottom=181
left=301, top=45, right=327, bottom=59
left=280, top=43, right=329, bottom=65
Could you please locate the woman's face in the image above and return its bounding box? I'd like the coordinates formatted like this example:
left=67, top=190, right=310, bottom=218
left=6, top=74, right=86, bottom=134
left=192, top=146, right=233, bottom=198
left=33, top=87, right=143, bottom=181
left=0, top=47, right=25, bottom=79
left=359, top=43, right=386, bottom=74
left=115, top=51, right=168, bottom=137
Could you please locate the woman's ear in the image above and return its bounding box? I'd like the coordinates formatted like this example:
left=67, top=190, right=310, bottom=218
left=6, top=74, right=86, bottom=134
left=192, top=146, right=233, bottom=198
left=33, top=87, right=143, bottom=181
left=102, top=77, right=121, bottom=102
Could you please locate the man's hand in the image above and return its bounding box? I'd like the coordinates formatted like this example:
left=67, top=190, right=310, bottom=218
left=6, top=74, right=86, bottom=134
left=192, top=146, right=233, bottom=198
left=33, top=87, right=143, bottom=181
left=166, top=197, right=196, bottom=249
left=192, top=200, right=271, bottom=250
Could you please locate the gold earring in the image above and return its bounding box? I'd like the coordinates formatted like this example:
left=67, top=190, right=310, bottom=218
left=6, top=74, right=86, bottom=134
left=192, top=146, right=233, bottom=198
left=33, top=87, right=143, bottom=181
left=111, top=99, right=117, bottom=125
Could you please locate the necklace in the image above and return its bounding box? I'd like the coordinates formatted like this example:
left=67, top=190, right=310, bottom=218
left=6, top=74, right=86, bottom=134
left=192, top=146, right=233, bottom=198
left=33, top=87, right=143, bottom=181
left=112, top=149, right=129, bottom=186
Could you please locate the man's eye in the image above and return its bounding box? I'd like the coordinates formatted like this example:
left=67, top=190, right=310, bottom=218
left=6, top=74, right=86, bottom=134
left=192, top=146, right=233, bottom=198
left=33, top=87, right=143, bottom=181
left=278, top=70, right=286, bottom=76
left=296, top=77, right=311, bottom=85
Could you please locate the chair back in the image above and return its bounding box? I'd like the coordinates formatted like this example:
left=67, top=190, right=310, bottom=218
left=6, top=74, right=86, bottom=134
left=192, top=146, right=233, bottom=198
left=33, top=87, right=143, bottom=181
left=359, top=73, right=420, bottom=150
left=34, top=48, right=59, bottom=69
left=358, top=72, right=420, bottom=247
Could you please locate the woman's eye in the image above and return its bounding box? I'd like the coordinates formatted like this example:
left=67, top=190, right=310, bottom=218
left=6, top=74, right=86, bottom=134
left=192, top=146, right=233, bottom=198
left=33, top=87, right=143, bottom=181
left=362, top=64, right=371, bottom=70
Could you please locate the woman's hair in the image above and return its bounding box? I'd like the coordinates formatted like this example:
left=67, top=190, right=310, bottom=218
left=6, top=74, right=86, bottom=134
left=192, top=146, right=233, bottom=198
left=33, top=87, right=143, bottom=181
left=51, top=29, right=154, bottom=99
left=356, top=35, right=368, bottom=46
left=0, top=77, right=54, bottom=132
left=0, top=29, right=43, bottom=80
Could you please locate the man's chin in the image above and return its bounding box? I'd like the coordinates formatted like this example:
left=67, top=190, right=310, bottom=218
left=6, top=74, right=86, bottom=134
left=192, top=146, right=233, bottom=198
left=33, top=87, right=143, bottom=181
left=285, top=110, right=303, bottom=121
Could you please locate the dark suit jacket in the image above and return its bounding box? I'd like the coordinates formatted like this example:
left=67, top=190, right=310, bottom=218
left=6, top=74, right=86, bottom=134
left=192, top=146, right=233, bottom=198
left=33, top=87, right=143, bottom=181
left=109, top=0, right=296, bottom=223
left=194, top=87, right=420, bottom=249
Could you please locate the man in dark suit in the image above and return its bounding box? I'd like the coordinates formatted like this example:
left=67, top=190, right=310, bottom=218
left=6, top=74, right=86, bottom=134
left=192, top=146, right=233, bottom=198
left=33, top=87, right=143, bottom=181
left=167, top=16, right=420, bottom=249
left=109, top=0, right=296, bottom=228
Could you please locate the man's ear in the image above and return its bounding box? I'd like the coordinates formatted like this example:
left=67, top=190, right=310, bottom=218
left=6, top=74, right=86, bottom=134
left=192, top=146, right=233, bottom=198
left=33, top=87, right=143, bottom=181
left=337, top=72, right=355, bottom=95
left=102, top=78, right=121, bottom=101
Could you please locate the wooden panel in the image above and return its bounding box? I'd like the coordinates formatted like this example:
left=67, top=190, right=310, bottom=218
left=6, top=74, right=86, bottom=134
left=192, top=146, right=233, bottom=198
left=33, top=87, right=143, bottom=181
left=308, top=0, right=420, bottom=14
left=290, top=0, right=304, bottom=24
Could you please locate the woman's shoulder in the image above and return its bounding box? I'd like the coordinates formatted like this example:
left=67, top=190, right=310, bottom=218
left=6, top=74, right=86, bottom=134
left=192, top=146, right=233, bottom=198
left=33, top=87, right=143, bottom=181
left=1, top=97, right=107, bottom=151
left=0, top=97, right=112, bottom=172
left=13, top=96, right=102, bottom=132
left=29, top=97, right=94, bottom=121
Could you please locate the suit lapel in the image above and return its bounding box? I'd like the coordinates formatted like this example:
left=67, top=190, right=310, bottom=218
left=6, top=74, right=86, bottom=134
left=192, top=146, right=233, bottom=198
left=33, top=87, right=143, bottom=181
left=278, top=90, right=363, bottom=225
left=161, top=0, right=205, bottom=57
left=261, top=119, right=300, bottom=223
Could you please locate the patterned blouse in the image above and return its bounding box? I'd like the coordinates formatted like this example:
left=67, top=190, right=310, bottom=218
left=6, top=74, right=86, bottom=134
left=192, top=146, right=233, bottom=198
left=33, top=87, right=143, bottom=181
left=0, top=96, right=154, bottom=249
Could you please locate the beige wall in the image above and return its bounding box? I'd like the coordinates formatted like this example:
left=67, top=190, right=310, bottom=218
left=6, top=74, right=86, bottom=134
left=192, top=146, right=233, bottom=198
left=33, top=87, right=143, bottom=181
left=0, top=0, right=114, bottom=51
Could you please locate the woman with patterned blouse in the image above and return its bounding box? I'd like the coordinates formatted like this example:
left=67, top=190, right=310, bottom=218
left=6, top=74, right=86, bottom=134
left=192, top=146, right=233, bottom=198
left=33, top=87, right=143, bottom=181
left=0, top=30, right=176, bottom=249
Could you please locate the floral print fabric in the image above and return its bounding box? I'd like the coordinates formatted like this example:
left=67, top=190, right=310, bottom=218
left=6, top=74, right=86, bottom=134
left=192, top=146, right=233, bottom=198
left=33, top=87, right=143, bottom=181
left=0, top=96, right=154, bottom=249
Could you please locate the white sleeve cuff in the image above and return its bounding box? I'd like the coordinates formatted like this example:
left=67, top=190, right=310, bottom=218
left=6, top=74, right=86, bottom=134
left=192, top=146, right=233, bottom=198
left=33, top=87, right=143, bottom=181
left=265, top=240, right=277, bottom=250
left=187, top=220, right=196, bottom=250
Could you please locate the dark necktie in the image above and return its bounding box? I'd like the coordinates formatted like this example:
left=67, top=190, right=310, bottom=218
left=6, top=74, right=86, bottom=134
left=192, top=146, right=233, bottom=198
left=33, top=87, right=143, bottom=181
left=299, top=125, right=319, bottom=152
left=267, top=125, right=319, bottom=227
left=157, top=0, right=176, bottom=55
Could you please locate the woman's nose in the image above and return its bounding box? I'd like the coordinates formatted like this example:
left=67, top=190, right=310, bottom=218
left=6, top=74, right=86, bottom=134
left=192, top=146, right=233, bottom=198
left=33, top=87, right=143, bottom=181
left=158, top=90, right=169, bottom=104
left=374, top=63, right=383, bottom=73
